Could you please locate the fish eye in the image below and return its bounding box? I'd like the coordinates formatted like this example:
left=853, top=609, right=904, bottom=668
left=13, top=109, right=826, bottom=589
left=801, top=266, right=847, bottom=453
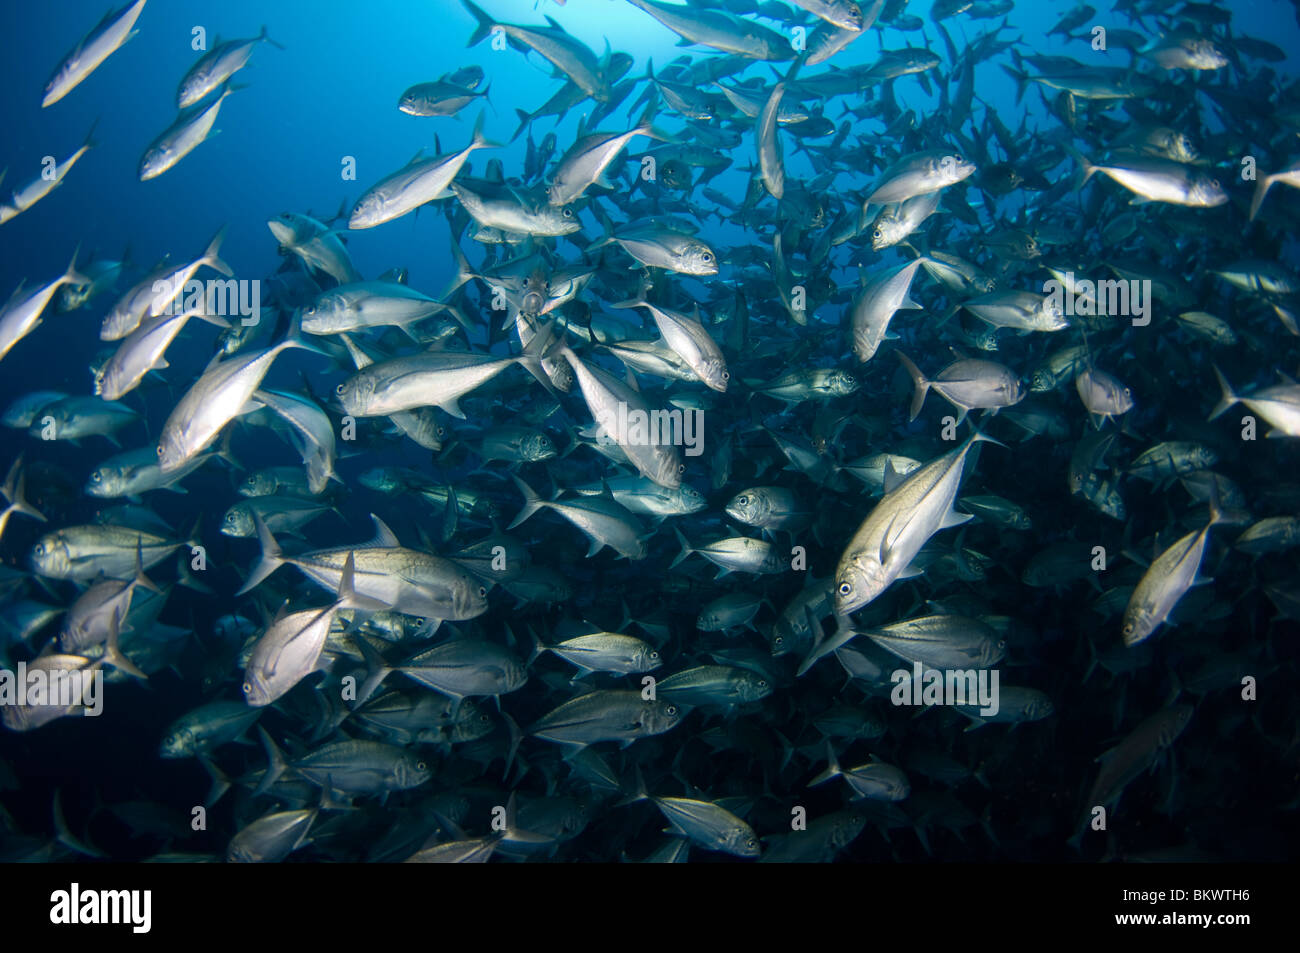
left=838, top=582, right=852, bottom=595
left=416, top=761, right=428, bottom=772
left=156, top=445, right=164, bottom=457
left=478, top=586, right=487, bottom=597
left=721, top=371, right=730, bottom=381
left=562, top=208, right=573, bottom=218
left=34, top=544, right=45, bottom=555
left=677, top=464, right=686, bottom=473
left=1210, top=179, right=1220, bottom=189
left=649, top=651, right=659, bottom=660
left=873, top=228, right=882, bottom=238
left=226, top=514, right=236, bottom=522
left=773, top=636, right=784, bottom=646
left=415, top=617, right=426, bottom=626
left=335, top=384, right=346, bottom=395
left=91, top=472, right=101, bottom=482
left=757, top=679, right=768, bottom=690
left=702, top=252, right=713, bottom=262
left=665, top=705, right=678, bottom=715
left=241, top=682, right=252, bottom=695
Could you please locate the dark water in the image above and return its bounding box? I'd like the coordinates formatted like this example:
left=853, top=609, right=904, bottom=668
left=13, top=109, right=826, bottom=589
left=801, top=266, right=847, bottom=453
left=1, top=0, right=1298, bottom=862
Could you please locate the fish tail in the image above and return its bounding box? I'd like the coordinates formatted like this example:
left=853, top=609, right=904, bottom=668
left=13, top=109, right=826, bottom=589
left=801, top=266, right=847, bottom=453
left=470, top=108, right=500, bottom=150
left=203, top=224, right=234, bottom=278
left=524, top=623, right=549, bottom=665
left=354, top=636, right=393, bottom=708
left=132, top=541, right=161, bottom=595
left=807, top=740, right=843, bottom=786
left=199, top=755, right=232, bottom=809
left=508, top=473, right=546, bottom=529
left=237, top=513, right=285, bottom=594
left=1249, top=173, right=1275, bottom=222
left=277, top=309, right=330, bottom=357
left=1207, top=364, right=1238, bottom=421
left=0, top=456, right=46, bottom=543
left=896, top=352, right=930, bottom=422
left=516, top=318, right=560, bottom=395
left=254, top=725, right=287, bottom=797
left=1062, top=143, right=1096, bottom=189
left=669, top=526, right=693, bottom=569
left=510, top=108, right=532, bottom=143
left=103, top=611, right=147, bottom=680
left=62, top=243, right=91, bottom=289
left=259, top=24, right=287, bottom=51
left=462, top=0, right=496, bottom=47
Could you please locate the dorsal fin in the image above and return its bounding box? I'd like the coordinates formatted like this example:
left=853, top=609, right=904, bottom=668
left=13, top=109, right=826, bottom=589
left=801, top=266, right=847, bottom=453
left=369, top=513, right=400, bottom=547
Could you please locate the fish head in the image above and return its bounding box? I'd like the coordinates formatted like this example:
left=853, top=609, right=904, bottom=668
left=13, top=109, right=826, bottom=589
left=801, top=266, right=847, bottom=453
left=738, top=671, right=773, bottom=703
left=240, top=471, right=275, bottom=497
left=452, top=578, right=491, bottom=620
left=397, top=91, right=426, bottom=115
left=725, top=490, right=767, bottom=526
left=935, top=151, right=978, bottom=187
left=42, top=57, right=82, bottom=108
left=158, top=727, right=196, bottom=759
left=1120, top=605, right=1156, bottom=647
left=221, top=504, right=254, bottom=538
left=1188, top=39, right=1228, bottom=70
left=1039, top=293, right=1068, bottom=329
left=643, top=698, right=684, bottom=735
left=177, top=73, right=211, bottom=109
left=139, top=146, right=174, bottom=182
left=871, top=216, right=903, bottom=250
left=675, top=485, right=707, bottom=514
left=679, top=241, right=719, bottom=276
left=1029, top=368, right=1056, bottom=392
left=1189, top=172, right=1228, bottom=207
left=156, top=428, right=191, bottom=474
left=724, top=825, right=762, bottom=857
left=635, top=645, right=662, bottom=673
left=29, top=533, right=72, bottom=578
left=335, top=374, right=376, bottom=417
left=829, top=369, right=860, bottom=396
left=394, top=752, right=433, bottom=789
left=537, top=203, right=582, bottom=236
left=85, top=466, right=121, bottom=498
left=348, top=193, right=385, bottom=230
left=645, top=454, right=683, bottom=490
left=1171, top=133, right=1199, bottom=164
left=698, top=358, right=729, bottom=392
left=450, top=701, right=495, bottom=743
left=834, top=1, right=866, bottom=31
left=523, top=432, right=558, bottom=461
left=835, top=554, right=885, bottom=614
left=267, top=215, right=307, bottom=249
